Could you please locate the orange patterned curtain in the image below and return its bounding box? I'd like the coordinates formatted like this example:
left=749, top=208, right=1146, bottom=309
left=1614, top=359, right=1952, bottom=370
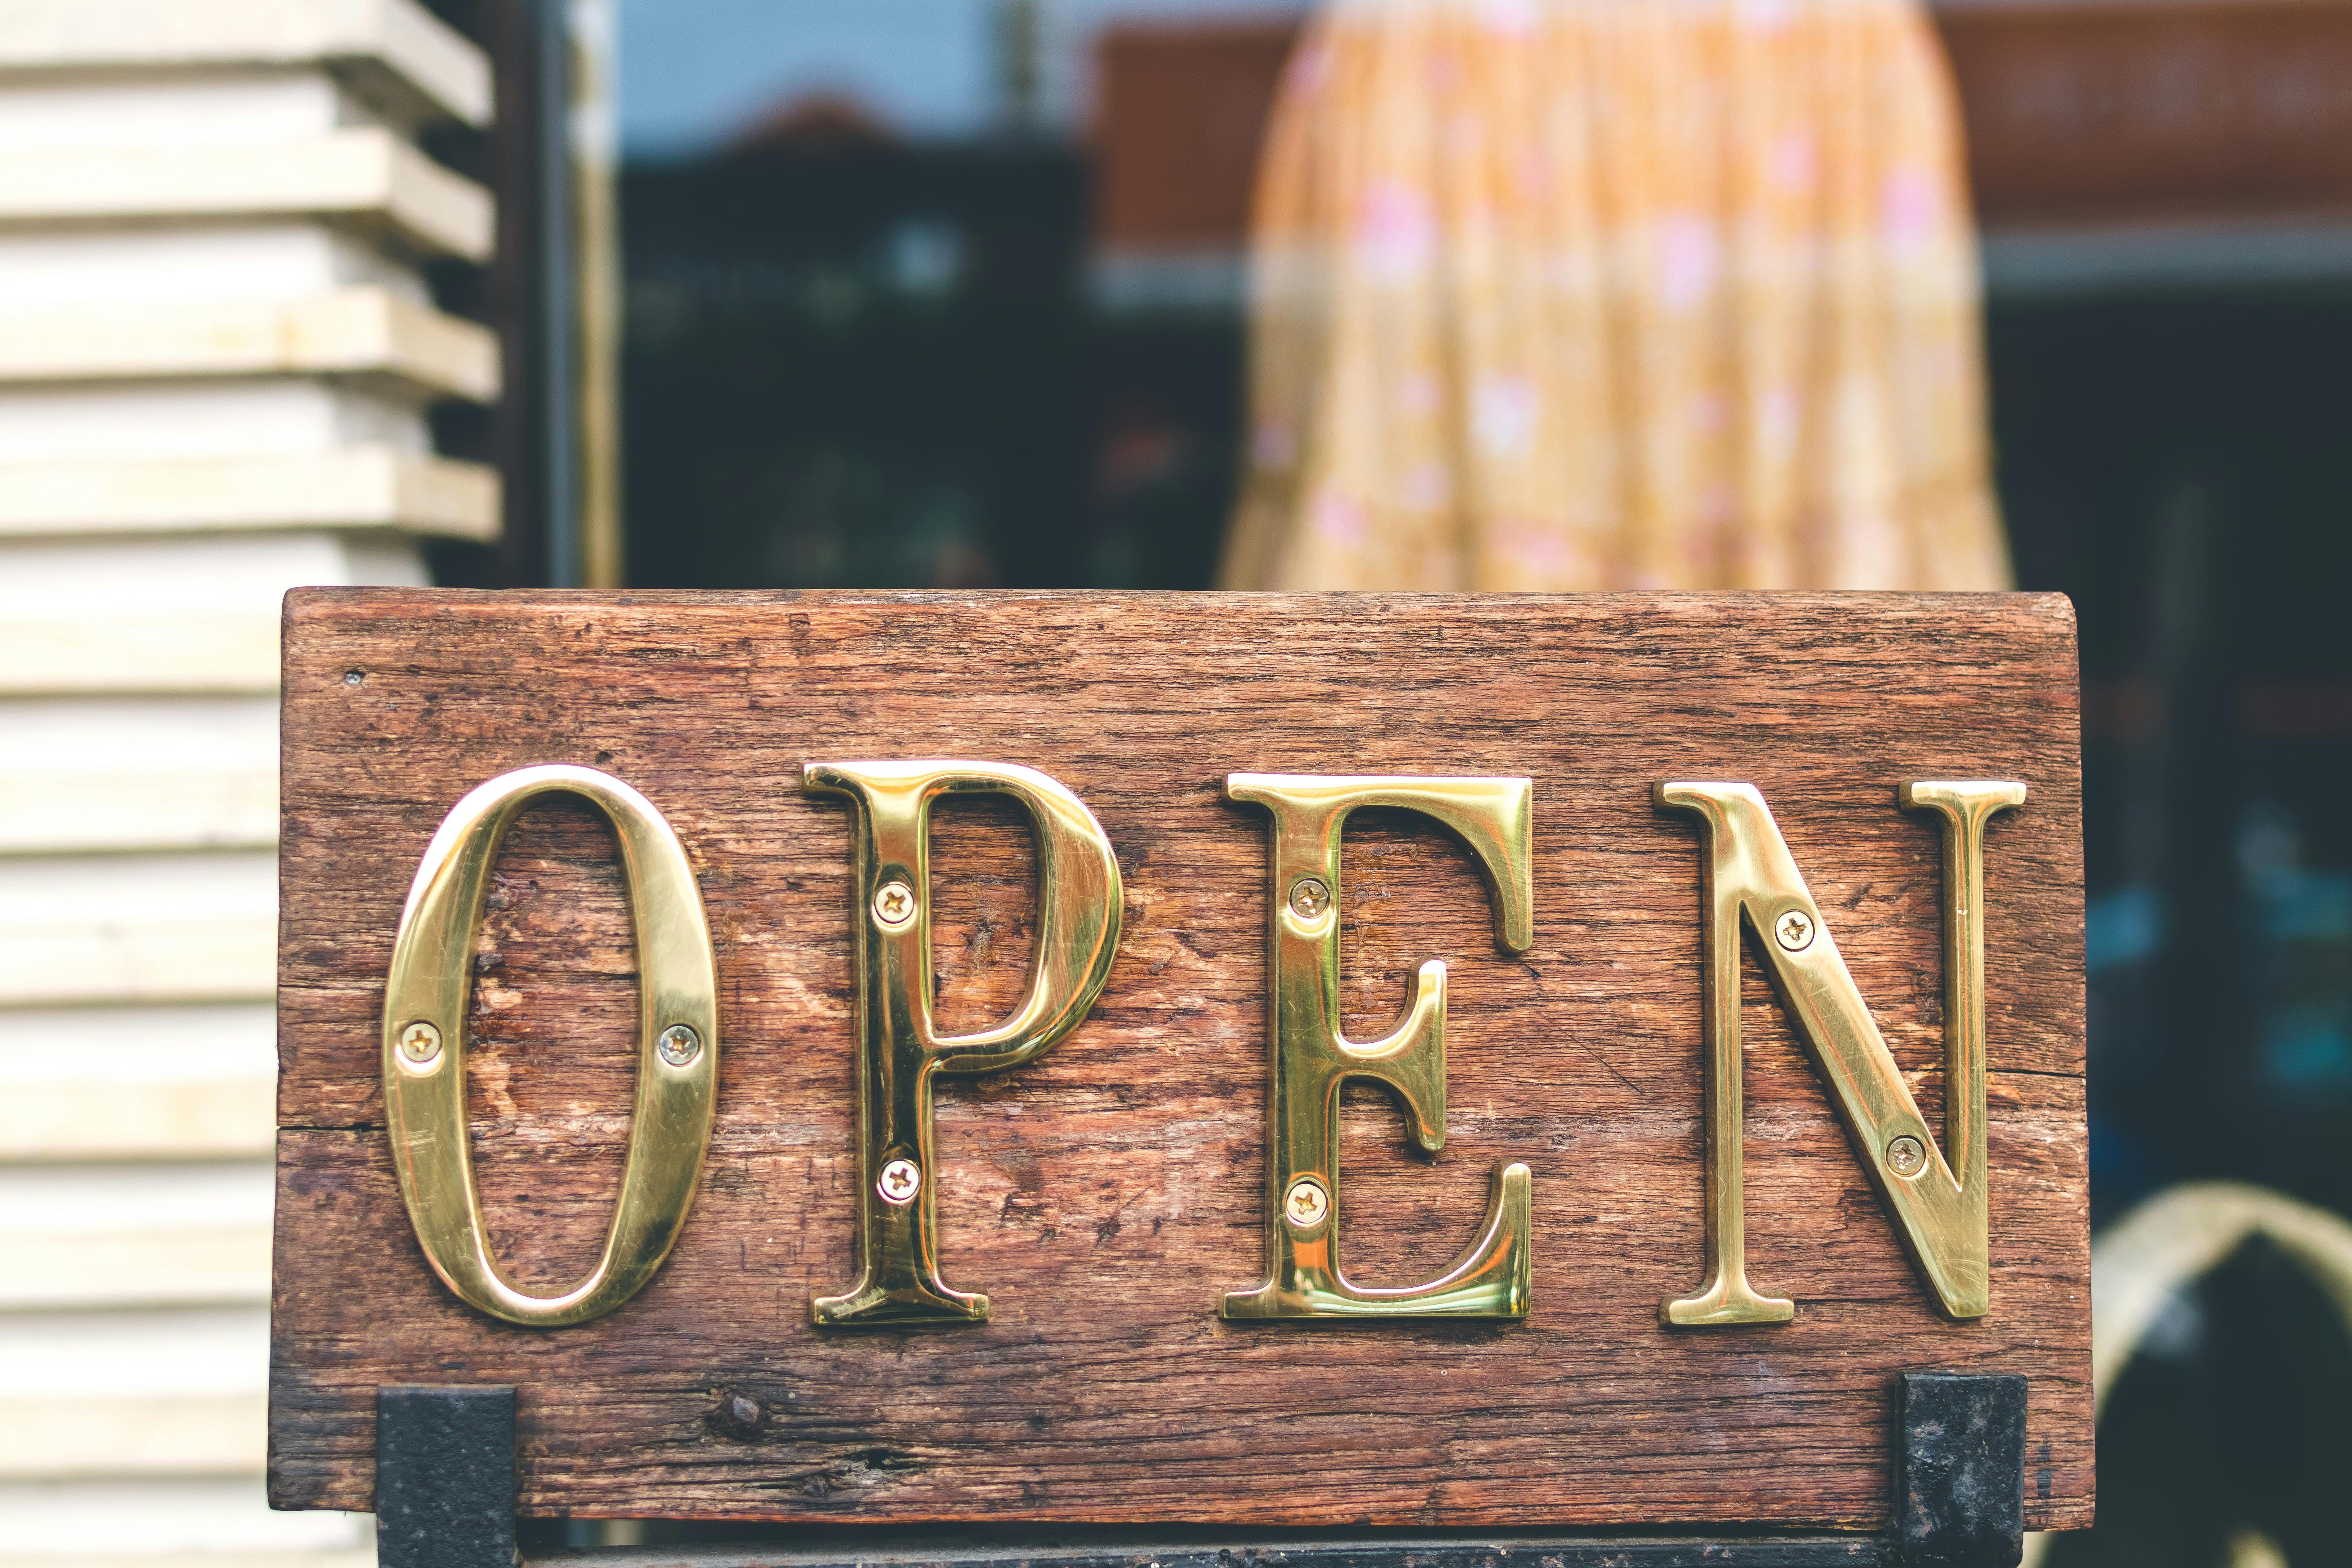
left=1220, top=0, right=2012, bottom=592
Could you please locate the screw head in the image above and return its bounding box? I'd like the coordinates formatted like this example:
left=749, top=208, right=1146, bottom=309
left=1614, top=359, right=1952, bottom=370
left=396, top=1020, right=441, bottom=1065
left=878, top=1158, right=922, bottom=1204
left=872, top=879, right=918, bottom=930
left=1283, top=1176, right=1330, bottom=1229
left=1289, top=878, right=1331, bottom=918
left=1773, top=908, right=1817, bottom=952
left=657, top=1024, right=701, bottom=1067
left=1886, top=1134, right=1928, bottom=1178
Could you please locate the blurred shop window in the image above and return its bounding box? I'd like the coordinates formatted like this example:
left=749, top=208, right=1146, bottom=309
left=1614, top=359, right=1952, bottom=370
left=609, top=0, right=2352, bottom=1239
left=614, top=0, right=2352, bottom=594
left=620, top=105, right=1088, bottom=590
left=615, top=0, right=1308, bottom=593
left=2237, top=800, right=2352, bottom=1103
left=610, top=6, right=2352, bottom=1561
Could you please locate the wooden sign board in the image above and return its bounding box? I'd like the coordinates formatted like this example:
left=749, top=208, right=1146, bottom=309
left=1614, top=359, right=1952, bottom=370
left=270, top=590, right=2090, bottom=1532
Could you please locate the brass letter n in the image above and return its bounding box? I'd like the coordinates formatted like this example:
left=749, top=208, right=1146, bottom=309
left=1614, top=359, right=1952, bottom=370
left=1656, top=780, right=2024, bottom=1325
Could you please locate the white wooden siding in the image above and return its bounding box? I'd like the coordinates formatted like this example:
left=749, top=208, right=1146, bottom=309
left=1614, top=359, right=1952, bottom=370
left=0, top=1005, right=277, bottom=1164
left=0, top=5, right=497, bottom=1561
left=0, top=700, right=279, bottom=855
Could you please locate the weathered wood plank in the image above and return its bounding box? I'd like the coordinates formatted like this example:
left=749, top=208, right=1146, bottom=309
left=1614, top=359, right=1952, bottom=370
left=271, top=591, right=2090, bottom=1530
left=524, top=1539, right=1885, bottom=1568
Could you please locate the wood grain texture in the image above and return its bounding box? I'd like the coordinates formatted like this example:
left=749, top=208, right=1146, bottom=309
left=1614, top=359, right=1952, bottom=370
left=270, top=591, right=2090, bottom=1530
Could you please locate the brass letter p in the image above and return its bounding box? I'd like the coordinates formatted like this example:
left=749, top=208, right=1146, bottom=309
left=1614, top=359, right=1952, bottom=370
left=804, top=760, right=1123, bottom=1327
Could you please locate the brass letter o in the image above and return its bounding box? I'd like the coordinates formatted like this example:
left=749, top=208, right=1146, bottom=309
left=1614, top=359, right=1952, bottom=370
left=381, top=764, right=719, bottom=1327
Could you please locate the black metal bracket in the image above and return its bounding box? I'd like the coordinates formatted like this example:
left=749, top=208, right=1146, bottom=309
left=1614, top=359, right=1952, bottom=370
left=374, top=1371, right=2029, bottom=1568
left=1891, top=1371, right=2028, bottom=1567
left=377, top=1385, right=520, bottom=1568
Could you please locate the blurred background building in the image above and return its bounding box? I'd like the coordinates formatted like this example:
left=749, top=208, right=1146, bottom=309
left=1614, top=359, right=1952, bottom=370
left=4, top=0, right=2352, bottom=1564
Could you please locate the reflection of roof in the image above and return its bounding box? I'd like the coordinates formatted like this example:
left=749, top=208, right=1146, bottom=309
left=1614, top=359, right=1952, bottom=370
left=1089, top=5, right=2352, bottom=279
left=726, top=90, right=898, bottom=155
left=1091, top=18, right=1301, bottom=250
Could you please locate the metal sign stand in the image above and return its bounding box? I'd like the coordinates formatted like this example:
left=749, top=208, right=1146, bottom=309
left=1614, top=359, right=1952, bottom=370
left=373, top=1372, right=2027, bottom=1568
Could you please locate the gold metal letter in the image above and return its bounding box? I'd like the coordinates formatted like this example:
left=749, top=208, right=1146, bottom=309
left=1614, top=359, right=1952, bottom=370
left=382, top=764, right=719, bottom=1327
left=803, top=760, right=1123, bottom=1327
left=1656, top=780, right=2024, bottom=1325
left=1219, top=774, right=1536, bottom=1321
